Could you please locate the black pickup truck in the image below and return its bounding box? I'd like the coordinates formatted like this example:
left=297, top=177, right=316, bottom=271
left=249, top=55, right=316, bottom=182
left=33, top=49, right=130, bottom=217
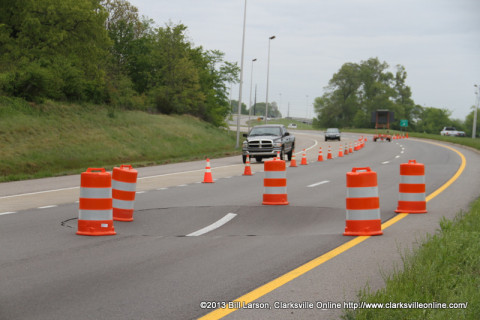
left=242, top=124, right=295, bottom=163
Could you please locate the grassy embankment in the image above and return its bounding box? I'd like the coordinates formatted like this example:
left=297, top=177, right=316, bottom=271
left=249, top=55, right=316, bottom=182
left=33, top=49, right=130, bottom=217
left=341, top=130, right=480, bottom=319
left=0, top=97, right=239, bottom=182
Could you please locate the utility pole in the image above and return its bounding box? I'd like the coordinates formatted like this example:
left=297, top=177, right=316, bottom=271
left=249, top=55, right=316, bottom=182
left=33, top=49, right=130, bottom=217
left=474, top=84, right=478, bottom=139
left=265, top=35, right=275, bottom=124
left=235, top=0, right=247, bottom=148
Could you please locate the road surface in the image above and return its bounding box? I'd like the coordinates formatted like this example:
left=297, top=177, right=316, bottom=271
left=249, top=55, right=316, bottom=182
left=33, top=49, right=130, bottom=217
left=1, top=131, right=479, bottom=320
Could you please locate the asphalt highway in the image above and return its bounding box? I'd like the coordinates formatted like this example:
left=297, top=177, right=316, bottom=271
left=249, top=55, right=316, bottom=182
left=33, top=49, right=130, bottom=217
left=1, top=131, right=479, bottom=320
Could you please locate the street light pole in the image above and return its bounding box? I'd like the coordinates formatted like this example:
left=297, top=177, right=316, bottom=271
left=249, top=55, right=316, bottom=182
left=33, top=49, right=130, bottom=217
left=473, top=84, right=479, bottom=139
left=265, top=35, right=275, bottom=124
left=235, top=0, right=248, bottom=148
left=248, top=58, right=257, bottom=131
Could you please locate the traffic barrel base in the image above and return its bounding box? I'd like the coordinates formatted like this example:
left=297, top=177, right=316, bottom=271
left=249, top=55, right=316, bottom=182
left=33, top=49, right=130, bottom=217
left=262, top=159, right=289, bottom=205
left=344, top=220, right=382, bottom=236
left=77, top=220, right=116, bottom=236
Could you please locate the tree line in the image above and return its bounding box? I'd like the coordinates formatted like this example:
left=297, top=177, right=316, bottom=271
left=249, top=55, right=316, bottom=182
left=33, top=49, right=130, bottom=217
left=229, top=99, right=282, bottom=119
left=0, top=0, right=239, bottom=126
left=313, top=57, right=478, bottom=136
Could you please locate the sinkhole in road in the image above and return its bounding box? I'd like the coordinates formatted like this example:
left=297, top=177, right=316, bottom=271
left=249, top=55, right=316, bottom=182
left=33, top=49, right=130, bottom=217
left=61, top=206, right=346, bottom=237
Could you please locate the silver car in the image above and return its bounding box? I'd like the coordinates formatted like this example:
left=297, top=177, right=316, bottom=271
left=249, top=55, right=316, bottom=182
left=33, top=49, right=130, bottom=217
left=325, top=128, right=341, bottom=141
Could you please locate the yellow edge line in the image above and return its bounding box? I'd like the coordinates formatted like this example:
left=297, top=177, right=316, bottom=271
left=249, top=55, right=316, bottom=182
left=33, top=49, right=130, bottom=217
left=419, top=140, right=467, bottom=202
left=199, top=139, right=466, bottom=320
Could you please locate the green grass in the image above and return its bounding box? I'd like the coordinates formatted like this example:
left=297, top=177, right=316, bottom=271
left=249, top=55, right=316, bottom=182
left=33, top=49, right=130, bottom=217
left=0, top=97, right=239, bottom=181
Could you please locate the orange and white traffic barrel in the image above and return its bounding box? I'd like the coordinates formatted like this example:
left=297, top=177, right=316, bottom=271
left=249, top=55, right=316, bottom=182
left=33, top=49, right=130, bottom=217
left=112, top=165, right=138, bottom=222
left=344, top=167, right=383, bottom=236
left=262, top=159, right=289, bottom=205
left=77, top=168, right=116, bottom=236
left=395, top=160, right=427, bottom=214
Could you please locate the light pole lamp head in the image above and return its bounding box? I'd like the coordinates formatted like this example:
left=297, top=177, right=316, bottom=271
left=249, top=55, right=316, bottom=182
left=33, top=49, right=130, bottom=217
left=270, top=35, right=276, bottom=40
left=252, top=58, right=257, bottom=62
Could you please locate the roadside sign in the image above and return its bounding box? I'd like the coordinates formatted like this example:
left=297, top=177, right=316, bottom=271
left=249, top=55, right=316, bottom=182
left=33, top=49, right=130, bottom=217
left=400, top=120, right=408, bottom=127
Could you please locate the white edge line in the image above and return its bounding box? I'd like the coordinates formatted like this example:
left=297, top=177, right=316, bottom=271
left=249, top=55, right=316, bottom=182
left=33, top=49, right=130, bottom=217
left=0, top=212, right=16, bottom=216
left=186, top=213, right=237, bottom=237
left=38, top=205, right=57, bottom=209
left=0, top=186, right=79, bottom=200
left=307, top=180, right=330, bottom=188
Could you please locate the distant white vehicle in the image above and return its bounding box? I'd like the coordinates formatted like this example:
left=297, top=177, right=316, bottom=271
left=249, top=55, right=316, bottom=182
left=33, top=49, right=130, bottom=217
left=440, top=127, right=465, bottom=137
left=288, top=123, right=297, bottom=129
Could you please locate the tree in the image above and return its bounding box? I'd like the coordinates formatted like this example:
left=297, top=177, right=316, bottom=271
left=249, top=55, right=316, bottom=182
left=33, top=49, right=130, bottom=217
left=313, top=58, right=411, bottom=129
left=230, top=100, right=248, bottom=115
left=0, top=0, right=241, bottom=126
left=249, top=102, right=282, bottom=118
left=0, top=0, right=111, bottom=102
left=357, top=58, right=395, bottom=127
left=144, top=23, right=238, bottom=125
left=189, top=49, right=239, bottom=125
left=416, top=107, right=451, bottom=134
left=392, top=65, right=415, bottom=130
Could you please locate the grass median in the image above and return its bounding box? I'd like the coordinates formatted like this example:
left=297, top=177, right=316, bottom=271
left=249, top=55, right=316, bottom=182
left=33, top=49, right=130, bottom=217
left=0, top=98, right=239, bottom=182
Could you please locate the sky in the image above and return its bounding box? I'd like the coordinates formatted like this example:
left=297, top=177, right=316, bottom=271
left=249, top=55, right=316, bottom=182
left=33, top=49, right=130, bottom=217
left=129, top=0, right=480, bottom=120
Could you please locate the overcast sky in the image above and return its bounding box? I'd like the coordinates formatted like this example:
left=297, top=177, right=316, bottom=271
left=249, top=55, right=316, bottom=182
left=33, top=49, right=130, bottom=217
left=129, top=0, right=480, bottom=120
